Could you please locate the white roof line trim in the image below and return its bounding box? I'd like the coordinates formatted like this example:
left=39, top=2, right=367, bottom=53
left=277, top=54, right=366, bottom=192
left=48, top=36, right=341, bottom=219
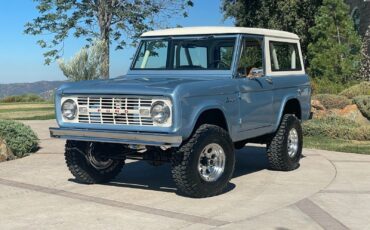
left=141, top=27, right=300, bottom=40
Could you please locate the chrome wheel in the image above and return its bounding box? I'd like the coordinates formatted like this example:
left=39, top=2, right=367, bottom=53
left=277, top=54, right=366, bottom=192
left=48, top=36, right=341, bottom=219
left=198, top=143, right=226, bottom=182
left=287, top=128, right=299, bottom=158
left=86, top=143, right=113, bottom=170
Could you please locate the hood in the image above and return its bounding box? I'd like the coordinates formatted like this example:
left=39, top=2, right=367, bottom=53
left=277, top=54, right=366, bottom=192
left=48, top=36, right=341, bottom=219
left=59, top=75, right=208, bottom=96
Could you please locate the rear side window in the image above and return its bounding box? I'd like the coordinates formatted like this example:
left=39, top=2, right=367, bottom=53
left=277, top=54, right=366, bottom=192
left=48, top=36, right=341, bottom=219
left=269, top=41, right=302, bottom=72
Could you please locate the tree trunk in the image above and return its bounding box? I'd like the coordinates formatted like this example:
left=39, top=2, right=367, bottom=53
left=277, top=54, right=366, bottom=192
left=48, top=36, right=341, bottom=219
left=101, top=37, right=110, bottom=79
left=97, top=0, right=113, bottom=79
left=360, top=25, right=370, bottom=81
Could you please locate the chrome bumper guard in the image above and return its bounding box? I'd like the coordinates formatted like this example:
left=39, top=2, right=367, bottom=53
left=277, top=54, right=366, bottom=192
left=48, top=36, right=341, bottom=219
left=49, top=127, right=182, bottom=147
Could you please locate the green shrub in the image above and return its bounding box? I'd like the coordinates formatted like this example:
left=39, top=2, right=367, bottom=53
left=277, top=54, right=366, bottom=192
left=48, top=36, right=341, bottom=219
left=340, top=81, right=370, bottom=99
left=0, top=94, right=45, bottom=103
left=0, top=120, right=38, bottom=157
left=303, top=116, right=370, bottom=141
left=312, top=94, right=351, bottom=109
left=353, top=95, right=370, bottom=120
left=311, top=78, right=353, bottom=95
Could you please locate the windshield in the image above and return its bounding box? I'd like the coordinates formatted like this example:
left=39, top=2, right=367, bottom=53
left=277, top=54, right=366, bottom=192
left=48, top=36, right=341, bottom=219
left=132, top=37, right=236, bottom=70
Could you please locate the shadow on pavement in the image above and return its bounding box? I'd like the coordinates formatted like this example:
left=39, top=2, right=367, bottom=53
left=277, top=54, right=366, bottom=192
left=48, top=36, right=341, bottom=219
left=71, top=145, right=269, bottom=196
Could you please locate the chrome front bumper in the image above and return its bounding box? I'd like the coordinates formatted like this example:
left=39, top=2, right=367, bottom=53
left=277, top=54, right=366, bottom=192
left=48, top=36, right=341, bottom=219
left=49, top=127, right=182, bottom=147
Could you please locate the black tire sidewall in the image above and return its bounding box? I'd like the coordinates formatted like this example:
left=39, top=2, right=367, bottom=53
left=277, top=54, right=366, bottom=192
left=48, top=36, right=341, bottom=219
left=280, top=116, right=303, bottom=168
left=267, top=114, right=303, bottom=171
left=65, top=141, right=124, bottom=183
left=184, top=126, right=235, bottom=194
left=85, top=143, right=123, bottom=176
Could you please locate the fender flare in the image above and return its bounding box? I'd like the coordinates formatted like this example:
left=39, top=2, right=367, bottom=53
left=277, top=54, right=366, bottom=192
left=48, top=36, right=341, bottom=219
left=273, top=96, right=302, bottom=131
left=184, top=104, right=231, bottom=140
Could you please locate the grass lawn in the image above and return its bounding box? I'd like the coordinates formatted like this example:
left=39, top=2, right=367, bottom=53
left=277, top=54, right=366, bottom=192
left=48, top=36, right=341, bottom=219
left=0, top=103, right=55, bottom=120
left=304, top=136, right=370, bottom=155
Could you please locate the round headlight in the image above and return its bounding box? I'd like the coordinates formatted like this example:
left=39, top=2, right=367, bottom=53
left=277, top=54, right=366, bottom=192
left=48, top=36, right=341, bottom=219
left=150, top=101, right=170, bottom=124
left=62, top=99, right=77, bottom=120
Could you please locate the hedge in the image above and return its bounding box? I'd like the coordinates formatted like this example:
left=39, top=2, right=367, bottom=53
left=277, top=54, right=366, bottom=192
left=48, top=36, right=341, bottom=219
left=339, top=81, right=370, bottom=99
left=0, top=94, right=45, bottom=103
left=353, top=95, right=370, bottom=120
left=312, top=94, right=351, bottom=110
left=0, top=120, right=38, bottom=157
left=303, top=116, right=370, bottom=141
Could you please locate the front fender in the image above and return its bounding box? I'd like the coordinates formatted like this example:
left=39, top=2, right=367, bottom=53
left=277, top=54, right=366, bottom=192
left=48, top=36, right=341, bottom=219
left=179, top=95, right=238, bottom=141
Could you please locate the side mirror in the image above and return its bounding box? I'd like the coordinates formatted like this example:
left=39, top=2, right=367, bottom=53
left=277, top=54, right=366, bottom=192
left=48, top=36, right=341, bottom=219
left=247, top=68, right=264, bottom=80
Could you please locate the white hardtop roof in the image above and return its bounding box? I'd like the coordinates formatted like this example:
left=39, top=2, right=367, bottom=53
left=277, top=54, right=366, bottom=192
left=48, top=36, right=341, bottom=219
left=141, top=27, right=299, bottom=40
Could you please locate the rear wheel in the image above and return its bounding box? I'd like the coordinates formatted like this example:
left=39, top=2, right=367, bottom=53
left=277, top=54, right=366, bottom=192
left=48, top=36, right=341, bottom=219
left=171, top=124, right=235, bottom=198
left=266, top=114, right=303, bottom=171
left=65, top=141, right=125, bottom=184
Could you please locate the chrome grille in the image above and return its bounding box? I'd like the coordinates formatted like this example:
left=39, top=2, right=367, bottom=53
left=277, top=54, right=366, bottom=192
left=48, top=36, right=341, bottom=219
left=77, top=96, right=154, bottom=126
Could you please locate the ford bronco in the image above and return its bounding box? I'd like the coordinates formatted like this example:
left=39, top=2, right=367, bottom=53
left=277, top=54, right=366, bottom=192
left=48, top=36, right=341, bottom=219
left=50, top=27, right=311, bottom=198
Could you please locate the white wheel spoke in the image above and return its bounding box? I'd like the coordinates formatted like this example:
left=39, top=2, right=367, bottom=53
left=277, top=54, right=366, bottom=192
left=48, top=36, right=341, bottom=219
left=198, top=143, right=226, bottom=182
left=287, top=128, right=299, bottom=158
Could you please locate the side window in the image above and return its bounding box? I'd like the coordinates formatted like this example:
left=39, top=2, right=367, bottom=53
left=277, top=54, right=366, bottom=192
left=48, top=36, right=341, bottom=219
left=238, top=38, right=264, bottom=78
left=269, top=41, right=302, bottom=72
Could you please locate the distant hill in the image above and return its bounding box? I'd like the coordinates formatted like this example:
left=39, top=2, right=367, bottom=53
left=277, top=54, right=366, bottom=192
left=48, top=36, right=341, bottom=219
left=0, top=81, right=65, bottom=99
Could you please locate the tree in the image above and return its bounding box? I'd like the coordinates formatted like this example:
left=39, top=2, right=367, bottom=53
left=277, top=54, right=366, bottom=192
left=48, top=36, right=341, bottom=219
left=308, top=0, right=361, bottom=84
left=25, top=0, right=193, bottom=79
left=222, top=0, right=322, bottom=61
left=359, top=25, right=370, bottom=81
left=58, top=40, right=106, bottom=81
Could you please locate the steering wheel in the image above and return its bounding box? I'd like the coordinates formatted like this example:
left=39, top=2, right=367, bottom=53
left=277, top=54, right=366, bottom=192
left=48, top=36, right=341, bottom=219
left=210, top=60, right=230, bottom=69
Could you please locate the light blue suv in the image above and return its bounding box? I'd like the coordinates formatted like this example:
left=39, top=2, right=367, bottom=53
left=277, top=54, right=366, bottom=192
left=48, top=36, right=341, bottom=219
left=50, top=27, right=311, bottom=198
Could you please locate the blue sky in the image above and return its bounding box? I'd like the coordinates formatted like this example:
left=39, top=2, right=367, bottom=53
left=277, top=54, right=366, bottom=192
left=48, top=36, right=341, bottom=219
left=0, top=0, right=233, bottom=84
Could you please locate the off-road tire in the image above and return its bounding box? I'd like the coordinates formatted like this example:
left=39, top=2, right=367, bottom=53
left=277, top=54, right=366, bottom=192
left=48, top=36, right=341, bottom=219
left=171, top=124, right=235, bottom=198
left=266, top=114, right=303, bottom=171
left=65, top=140, right=125, bottom=184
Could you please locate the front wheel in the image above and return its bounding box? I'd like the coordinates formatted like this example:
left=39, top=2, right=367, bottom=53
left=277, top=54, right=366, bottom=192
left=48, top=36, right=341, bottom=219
left=65, top=141, right=125, bottom=184
left=266, top=114, right=303, bottom=171
left=171, top=124, right=235, bottom=198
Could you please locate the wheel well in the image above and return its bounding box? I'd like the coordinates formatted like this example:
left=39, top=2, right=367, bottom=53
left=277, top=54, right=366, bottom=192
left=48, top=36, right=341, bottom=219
left=283, top=99, right=301, bottom=119
left=194, top=109, right=228, bottom=132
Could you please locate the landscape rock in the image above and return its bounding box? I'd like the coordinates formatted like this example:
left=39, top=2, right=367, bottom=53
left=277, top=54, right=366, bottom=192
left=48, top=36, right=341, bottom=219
left=330, top=104, right=369, bottom=124
left=311, top=98, right=370, bottom=124
left=311, top=99, right=328, bottom=118
left=311, top=99, right=326, bottom=110
left=0, top=138, right=15, bottom=162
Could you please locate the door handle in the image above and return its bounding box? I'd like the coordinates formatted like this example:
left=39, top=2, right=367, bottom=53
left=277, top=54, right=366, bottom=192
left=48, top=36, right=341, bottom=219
left=265, top=78, right=273, bottom=84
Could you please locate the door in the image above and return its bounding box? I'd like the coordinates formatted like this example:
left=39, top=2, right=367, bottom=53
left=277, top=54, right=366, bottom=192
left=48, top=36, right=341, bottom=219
left=237, top=36, right=274, bottom=134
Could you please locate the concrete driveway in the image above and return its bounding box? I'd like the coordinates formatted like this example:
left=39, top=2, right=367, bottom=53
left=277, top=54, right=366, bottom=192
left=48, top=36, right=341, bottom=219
left=0, top=120, right=370, bottom=229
